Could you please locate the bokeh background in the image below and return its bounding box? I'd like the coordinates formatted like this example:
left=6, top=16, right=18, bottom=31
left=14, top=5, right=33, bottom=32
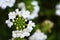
left=0, top=0, right=60, bottom=40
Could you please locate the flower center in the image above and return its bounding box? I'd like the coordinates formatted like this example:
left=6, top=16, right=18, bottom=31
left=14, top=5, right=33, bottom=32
left=13, top=16, right=27, bottom=30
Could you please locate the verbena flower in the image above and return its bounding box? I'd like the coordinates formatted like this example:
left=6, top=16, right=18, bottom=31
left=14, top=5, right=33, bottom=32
left=18, top=1, right=40, bottom=19
left=5, top=9, right=35, bottom=39
left=0, top=0, right=15, bottom=9
left=29, top=29, right=47, bottom=40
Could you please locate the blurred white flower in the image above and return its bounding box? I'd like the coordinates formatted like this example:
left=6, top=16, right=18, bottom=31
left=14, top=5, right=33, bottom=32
left=28, top=1, right=40, bottom=19
left=0, top=0, right=15, bottom=9
left=56, top=3, right=60, bottom=16
left=56, top=10, right=60, bottom=16
left=29, top=29, right=47, bottom=40
left=56, top=3, right=60, bottom=9
left=18, top=1, right=40, bottom=20
left=5, top=19, right=13, bottom=28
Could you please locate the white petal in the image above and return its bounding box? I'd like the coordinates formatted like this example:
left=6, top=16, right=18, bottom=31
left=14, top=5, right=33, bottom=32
left=8, top=12, right=16, bottom=19
left=31, top=1, right=38, bottom=6
left=5, top=19, right=13, bottom=28
left=56, top=10, right=60, bottom=16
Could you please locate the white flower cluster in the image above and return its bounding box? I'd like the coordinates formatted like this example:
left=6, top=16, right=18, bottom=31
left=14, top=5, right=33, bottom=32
left=12, top=21, right=35, bottom=38
left=5, top=9, right=29, bottom=28
left=5, top=9, right=35, bottom=38
left=56, top=3, right=60, bottom=16
left=18, top=1, right=40, bottom=19
left=0, top=0, right=15, bottom=9
left=29, top=29, right=47, bottom=40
